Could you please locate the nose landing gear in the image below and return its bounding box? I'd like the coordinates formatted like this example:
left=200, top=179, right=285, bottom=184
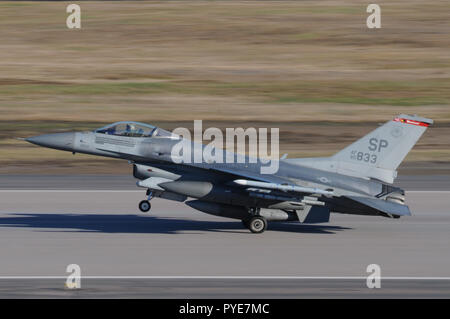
left=138, top=189, right=153, bottom=212
left=138, top=200, right=151, bottom=212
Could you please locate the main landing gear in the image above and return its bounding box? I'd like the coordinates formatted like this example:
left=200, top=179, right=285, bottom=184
left=138, top=189, right=153, bottom=213
left=242, top=208, right=267, bottom=234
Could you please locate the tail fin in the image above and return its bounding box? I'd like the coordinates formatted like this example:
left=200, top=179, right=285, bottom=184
left=286, top=114, right=433, bottom=183
left=332, top=114, right=432, bottom=171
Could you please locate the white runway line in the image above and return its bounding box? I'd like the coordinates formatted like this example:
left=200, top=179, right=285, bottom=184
left=1, top=276, right=450, bottom=280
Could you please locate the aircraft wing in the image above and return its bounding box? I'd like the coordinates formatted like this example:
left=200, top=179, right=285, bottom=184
left=206, top=166, right=409, bottom=216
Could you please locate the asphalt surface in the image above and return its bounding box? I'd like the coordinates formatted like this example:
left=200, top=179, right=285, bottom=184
left=1, top=279, right=450, bottom=298
left=0, top=175, right=449, bottom=298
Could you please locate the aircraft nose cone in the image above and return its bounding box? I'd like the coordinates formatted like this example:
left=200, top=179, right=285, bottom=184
left=26, top=132, right=75, bottom=151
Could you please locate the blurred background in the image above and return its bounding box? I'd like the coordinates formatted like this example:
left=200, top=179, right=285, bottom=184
left=0, top=0, right=449, bottom=174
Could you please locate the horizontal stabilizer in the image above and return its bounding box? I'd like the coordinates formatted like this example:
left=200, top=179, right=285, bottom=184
left=345, top=195, right=411, bottom=216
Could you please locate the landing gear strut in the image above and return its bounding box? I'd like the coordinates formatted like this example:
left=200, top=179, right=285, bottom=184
left=138, top=189, right=153, bottom=212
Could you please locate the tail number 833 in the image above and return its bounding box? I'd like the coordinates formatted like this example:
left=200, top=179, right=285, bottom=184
left=350, top=150, right=377, bottom=164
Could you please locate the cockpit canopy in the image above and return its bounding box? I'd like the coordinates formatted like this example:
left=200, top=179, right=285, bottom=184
left=94, top=121, right=157, bottom=138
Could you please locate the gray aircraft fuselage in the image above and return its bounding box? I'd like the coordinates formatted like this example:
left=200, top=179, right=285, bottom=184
left=27, top=116, right=431, bottom=232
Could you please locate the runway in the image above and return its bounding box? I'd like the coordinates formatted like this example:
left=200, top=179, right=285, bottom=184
left=0, top=175, right=449, bottom=298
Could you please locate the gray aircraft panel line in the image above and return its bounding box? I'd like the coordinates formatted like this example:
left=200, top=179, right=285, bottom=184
left=0, top=174, right=449, bottom=190
left=0, top=189, right=449, bottom=298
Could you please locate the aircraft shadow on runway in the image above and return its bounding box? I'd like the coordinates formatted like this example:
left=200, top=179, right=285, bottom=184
left=0, top=213, right=350, bottom=234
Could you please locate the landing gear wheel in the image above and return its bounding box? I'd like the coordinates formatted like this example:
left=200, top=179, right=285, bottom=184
left=139, top=200, right=151, bottom=212
left=248, top=216, right=267, bottom=234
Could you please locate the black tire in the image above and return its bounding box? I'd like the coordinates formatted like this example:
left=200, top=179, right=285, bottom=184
left=241, top=219, right=250, bottom=228
left=138, top=200, right=151, bottom=212
left=248, top=216, right=267, bottom=234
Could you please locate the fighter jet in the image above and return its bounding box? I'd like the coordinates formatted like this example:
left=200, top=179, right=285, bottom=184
left=26, top=114, right=432, bottom=233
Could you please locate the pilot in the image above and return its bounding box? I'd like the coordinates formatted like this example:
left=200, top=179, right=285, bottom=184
left=126, top=124, right=136, bottom=136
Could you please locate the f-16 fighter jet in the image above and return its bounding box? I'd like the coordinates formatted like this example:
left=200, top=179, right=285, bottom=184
left=26, top=114, right=432, bottom=233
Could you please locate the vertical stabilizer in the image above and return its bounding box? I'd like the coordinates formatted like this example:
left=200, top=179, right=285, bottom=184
left=285, top=114, right=433, bottom=183
left=331, top=114, right=433, bottom=172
